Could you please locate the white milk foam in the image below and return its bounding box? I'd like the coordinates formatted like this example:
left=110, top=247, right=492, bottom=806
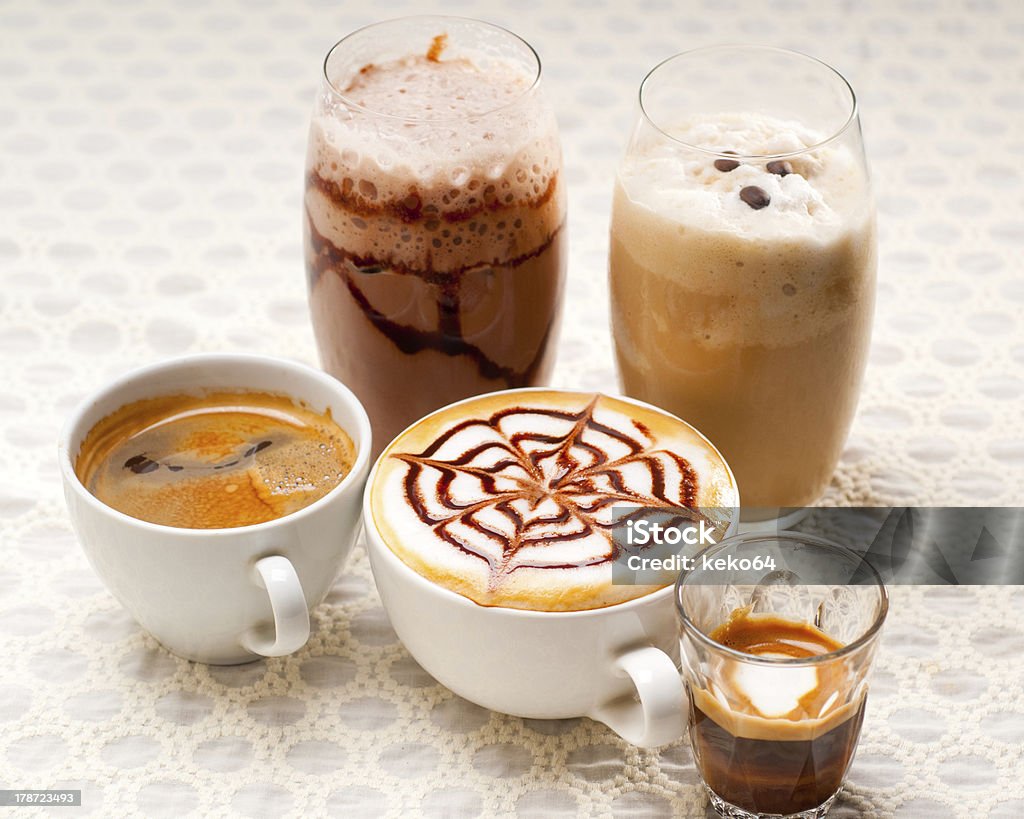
left=309, top=52, right=557, bottom=198
left=370, top=392, right=738, bottom=611
left=619, top=112, right=861, bottom=239
left=732, top=663, right=820, bottom=718
left=305, top=50, right=563, bottom=271
left=611, top=112, right=876, bottom=348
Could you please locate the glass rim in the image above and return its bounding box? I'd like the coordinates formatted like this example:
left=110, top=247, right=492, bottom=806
left=638, top=44, right=859, bottom=161
left=321, top=14, right=542, bottom=124
left=674, top=531, right=889, bottom=667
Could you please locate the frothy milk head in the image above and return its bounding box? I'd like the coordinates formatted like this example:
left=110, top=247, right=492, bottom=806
left=612, top=111, right=876, bottom=350
left=306, top=26, right=562, bottom=274
left=337, top=34, right=533, bottom=120
left=311, top=26, right=556, bottom=191
left=370, top=390, right=737, bottom=611
left=75, top=391, right=356, bottom=529
left=619, top=113, right=865, bottom=238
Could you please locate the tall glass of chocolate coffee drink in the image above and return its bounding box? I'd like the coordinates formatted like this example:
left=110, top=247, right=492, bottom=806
left=677, top=533, right=888, bottom=818
left=609, top=47, right=876, bottom=518
left=305, top=17, right=566, bottom=456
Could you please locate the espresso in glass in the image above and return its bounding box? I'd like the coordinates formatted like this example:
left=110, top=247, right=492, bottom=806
left=305, top=17, right=566, bottom=456
left=689, top=610, right=866, bottom=815
left=677, top=533, right=888, bottom=819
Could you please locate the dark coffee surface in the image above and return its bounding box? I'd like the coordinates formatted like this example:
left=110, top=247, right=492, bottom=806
left=691, top=696, right=865, bottom=814
left=75, top=391, right=355, bottom=529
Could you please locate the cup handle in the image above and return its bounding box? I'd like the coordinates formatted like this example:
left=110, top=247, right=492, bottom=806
left=239, top=555, right=310, bottom=657
left=589, top=645, right=685, bottom=748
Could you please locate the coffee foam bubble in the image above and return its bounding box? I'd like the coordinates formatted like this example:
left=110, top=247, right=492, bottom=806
left=371, top=390, right=737, bottom=612
left=620, top=114, right=860, bottom=236
left=313, top=53, right=551, bottom=187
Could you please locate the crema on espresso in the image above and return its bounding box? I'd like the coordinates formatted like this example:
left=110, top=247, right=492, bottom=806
left=75, top=391, right=355, bottom=529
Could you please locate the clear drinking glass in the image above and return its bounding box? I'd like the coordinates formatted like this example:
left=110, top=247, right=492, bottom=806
left=609, top=46, right=876, bottom=519
left=676, top=533, right=888, bottom=818
left=304, top=16, right=566, bottom=457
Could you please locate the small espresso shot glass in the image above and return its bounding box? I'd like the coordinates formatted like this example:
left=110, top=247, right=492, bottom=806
left=675, top=533, right=888, bottom=819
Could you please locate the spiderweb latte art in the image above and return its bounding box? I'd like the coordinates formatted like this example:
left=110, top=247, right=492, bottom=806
left=370, top=391, right=737, bottom=611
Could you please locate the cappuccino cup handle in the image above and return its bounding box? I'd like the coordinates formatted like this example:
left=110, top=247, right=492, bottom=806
left=240, top=555, right=310, bottom=658
left=590, top=645, right=685, bottom=748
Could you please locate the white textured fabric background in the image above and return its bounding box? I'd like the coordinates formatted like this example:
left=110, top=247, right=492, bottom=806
left=1, top=0, right=1022, bottom=816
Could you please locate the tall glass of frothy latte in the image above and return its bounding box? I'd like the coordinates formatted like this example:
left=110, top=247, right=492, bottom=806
left=609, top=47, right=876, bottom=516
left=305, top=17, right=566, bottom=456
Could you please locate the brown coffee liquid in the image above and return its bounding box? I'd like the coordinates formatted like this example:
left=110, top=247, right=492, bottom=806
left=75, top=391, right=355, bottom=529
left=690, top=610, right=864, bottom=815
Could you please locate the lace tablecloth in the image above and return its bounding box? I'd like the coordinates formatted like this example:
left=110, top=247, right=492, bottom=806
left=1, top=0, right=1022, bottom=816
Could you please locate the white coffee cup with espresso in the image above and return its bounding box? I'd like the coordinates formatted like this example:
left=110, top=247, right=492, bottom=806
left=59, top=353, right=372, bottom=665
left=363, top=388, right=738, bottom=747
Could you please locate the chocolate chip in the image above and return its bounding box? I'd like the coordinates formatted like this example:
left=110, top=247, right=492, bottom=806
left=714, top=158, right=740, bottom=172
left=213, top=460, right=239, bottom=470
left=767, top=160, right=793, bottom=176
left=124, top=454, right=159, bottom=474
left=167, top=465, right=184, bottom=472
left=740, top=186, right=771, bottom=210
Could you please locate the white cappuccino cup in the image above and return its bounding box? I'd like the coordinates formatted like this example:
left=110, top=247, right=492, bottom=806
left=363, top=388, right=738, bottom=747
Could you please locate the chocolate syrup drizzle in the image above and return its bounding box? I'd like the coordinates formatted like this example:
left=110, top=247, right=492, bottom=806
left=305, top=207, right=563, bottom=385
left=393, top=397, right=707, bottom=586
